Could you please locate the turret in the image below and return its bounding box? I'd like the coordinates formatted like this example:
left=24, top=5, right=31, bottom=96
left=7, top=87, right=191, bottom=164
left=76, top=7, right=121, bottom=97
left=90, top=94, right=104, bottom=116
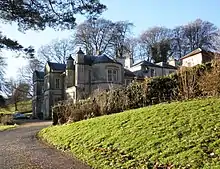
left=66, top=54, right=75, bottom=87
left=75, top=47, right=85, bottom=64
left=75, top=48, right=85, bottom=87
left=66, top=54, right=74, bottom=69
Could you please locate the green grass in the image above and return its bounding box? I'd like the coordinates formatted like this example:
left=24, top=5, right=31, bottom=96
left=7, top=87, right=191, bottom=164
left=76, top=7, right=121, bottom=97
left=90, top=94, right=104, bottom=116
left=0, top=124, right=16, bottom=131
left=0, top=100, right=32, bottom=114
left=39, top=98, right=220, bottom=169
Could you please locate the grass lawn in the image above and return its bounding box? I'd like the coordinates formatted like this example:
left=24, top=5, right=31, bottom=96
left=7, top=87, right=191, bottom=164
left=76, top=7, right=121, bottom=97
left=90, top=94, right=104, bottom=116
left=0, top=100, right=32, bottom=114
left=0, top=125, right=16, bottom=131
left=39, top=97, right=220, bottom=169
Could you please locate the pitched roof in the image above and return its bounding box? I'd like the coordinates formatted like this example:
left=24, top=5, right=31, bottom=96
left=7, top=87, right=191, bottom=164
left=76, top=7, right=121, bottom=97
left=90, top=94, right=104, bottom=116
left=67, top=55, right=74, bottom=61
left=35, top=70, right=44, bottom=79
left=155, top=62, right=177, bottom=69
left=180, top=48, right=202, bottom=60
left=47, top=62, right=66, bottom=71
left=83, top=55, right=95, bottom=65
left=93, top=54, right=121, bottom=64
left=124, top=69, right=135, bottom=77
left=180, top=48, right=220, bottom=61
left=162, top=63, right=177, bottom=69
left=81, top=54, right=122, bottom=65
left=77, top=48, right=84, bottom=54
left=132, top=60, right=162, bottom=68
left=133, top=70, right=146, bottom=79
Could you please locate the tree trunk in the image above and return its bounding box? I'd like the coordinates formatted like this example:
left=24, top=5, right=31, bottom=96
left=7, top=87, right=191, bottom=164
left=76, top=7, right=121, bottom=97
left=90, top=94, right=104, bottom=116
left=15, top=102, right=18, bottom=111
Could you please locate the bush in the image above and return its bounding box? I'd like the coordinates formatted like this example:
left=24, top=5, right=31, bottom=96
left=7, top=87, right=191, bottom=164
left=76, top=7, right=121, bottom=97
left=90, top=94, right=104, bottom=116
left=198, top=60, right=220, bottom=96
left=0, top=113, right=14, bottom=125
left=52, top=59, right=220, bottom=125
left=53, top=76, right=178, bottom=125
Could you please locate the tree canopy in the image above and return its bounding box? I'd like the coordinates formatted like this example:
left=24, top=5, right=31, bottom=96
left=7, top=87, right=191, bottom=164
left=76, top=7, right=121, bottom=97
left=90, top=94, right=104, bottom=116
left=0, top=0, right=106, bottom=91
left=0, top=0, right=107, bottom=31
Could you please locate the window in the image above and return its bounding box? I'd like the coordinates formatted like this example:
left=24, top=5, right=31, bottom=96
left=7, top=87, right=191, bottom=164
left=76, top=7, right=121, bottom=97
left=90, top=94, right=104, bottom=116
left=107, top=69, right=118, bottom=82
left=187, top=62, right=191, bottom=67
left=55, top=79, right=60, bottom=89
left=108, top=69, right=112, bottom=82
left=113, top=70, right=117, bottom=81
left=150, top=69, right=155, bottom=77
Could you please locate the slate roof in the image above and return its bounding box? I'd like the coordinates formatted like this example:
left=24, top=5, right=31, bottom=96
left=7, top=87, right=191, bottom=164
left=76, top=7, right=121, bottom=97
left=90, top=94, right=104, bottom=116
left=132, top=60, right=162, bottom=68
left=77, top=48, right=84, bottom=54
left=180, top=48, right=202, bottom=60
left=180, top=48, right=220, bottom=60
left=67, top=55, right=74, bottom=61
left=93, top=54, right=120, bottom=64
left=124, top=69, right=135, bottom=77
left=162, top=63, right=177, bottom=69
left=80, top=54, right=121, bottom=65
left=133, top=70, right=146, bottom=79
left=47, top=61, right=66, bottom=71
left=35, top=71, right=44, bottom=79
left=83, top=55, right=95, bottom=65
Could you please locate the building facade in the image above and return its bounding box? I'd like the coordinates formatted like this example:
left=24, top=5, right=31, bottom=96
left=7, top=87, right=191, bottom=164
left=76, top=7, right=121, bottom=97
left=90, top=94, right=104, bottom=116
left=180, top=48, right=220, bottom=67
left=32, top=48, right=177, bottom=119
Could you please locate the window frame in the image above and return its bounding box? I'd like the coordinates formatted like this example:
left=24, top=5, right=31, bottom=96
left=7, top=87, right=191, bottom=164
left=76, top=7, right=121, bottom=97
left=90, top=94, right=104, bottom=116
left=107, top=68, right=118, bottom=82
left=150, top=69, right=155, bottom=77
left=55, top=78, right=60, bottom=89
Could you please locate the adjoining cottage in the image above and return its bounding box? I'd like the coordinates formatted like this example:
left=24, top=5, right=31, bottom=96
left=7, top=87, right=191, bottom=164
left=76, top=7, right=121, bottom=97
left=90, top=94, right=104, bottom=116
left=32, top=48, right=177, bottom=119
left=180, top=48, right=220, bottom=67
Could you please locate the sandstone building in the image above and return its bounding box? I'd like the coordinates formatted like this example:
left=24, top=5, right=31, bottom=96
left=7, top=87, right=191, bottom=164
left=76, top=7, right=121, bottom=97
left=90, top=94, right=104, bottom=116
left=32, top=48, right=177, bottom=119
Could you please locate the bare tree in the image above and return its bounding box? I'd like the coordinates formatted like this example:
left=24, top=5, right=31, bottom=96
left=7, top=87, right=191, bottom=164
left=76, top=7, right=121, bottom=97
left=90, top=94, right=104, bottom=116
left=172, top=19, right=219, bottom=59
left=0, top=53, right=6, bottom=84
left=18, top=58, right=44, bottom=97
left=112, top=21, right=134, bottom=58
left=4, top=79, right=30, bottom=111
left=38, top=38, right=75, bottom=64
left=139, top=26, right=172, bottom=63
left=74, top=18, right=116, bottom=55
left=74, top=18, right=133, bottom=56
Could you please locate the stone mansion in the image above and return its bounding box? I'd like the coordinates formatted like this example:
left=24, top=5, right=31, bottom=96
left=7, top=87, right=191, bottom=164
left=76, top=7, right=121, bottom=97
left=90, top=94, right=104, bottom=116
left=32, top=48, right=177, bottom=119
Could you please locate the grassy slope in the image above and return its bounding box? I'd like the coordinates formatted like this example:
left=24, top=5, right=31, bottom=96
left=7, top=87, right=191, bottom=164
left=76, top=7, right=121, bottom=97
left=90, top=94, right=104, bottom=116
left=0, top=125, right=16, bottom=131
left=39, top=98, right=220, bottom=169
left=0, top=100, right=32, bottom=114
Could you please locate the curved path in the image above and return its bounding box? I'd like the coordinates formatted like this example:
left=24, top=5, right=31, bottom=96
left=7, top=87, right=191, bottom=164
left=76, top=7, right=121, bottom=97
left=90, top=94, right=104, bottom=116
left=0, top=120, right=91, bottom=169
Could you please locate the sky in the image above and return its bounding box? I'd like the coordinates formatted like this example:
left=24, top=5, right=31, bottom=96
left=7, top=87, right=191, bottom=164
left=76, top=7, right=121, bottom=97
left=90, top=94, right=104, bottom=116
left=2, top=0, right=220, bottom=80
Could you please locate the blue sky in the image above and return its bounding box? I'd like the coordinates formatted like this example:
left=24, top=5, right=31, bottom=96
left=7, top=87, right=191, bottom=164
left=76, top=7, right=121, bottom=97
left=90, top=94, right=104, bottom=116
left=2, top=0, right=220, bottom=79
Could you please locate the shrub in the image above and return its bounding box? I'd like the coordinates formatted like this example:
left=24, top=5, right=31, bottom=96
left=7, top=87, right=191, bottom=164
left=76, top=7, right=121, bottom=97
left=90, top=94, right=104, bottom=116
left=52, top=59, right=220, bottom=125
left=198, top=60, right=220, bottom=96
left=53, top=76, right=178, bottom=124
left=0, top=113, right=14, bottom=125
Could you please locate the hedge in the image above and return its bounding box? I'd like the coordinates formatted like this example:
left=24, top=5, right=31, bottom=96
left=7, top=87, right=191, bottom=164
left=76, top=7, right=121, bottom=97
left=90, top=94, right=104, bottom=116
left=52, top=60, right=219, bottom=125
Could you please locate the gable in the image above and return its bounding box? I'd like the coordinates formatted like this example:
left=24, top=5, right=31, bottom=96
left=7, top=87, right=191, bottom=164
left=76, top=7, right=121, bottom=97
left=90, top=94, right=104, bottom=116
left=45, top=63, right=51, bottom=74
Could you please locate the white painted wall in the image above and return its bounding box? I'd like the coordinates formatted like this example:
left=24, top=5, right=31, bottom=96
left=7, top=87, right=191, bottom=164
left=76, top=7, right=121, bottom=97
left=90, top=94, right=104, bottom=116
left=129, top=65, right=142, bottom=72
left=182, top=53, right=203, bottom=67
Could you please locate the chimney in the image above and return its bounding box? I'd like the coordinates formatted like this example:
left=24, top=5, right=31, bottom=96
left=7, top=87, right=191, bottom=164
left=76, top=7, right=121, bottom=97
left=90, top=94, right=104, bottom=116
left=125, top=53, right=134, bottom=68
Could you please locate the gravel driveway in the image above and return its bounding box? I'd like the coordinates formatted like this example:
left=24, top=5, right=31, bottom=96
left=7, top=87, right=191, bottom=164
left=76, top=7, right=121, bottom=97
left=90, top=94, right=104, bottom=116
left=0, top=120, right=91, bottom=169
